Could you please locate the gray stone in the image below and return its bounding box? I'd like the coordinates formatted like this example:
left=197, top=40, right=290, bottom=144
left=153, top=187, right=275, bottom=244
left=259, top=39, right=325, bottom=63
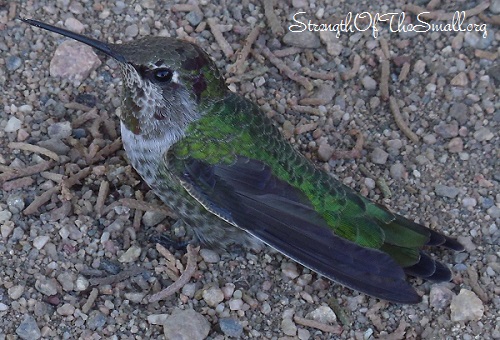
left=473, top=127, right=494, bottom=141
left=6, top=55, right=22, bottom=71
left=361, top=76, right=377, bottom=90
left=219, top=318, right=243, bottom=338
left=434, top=184, right=459, bottom=198
left=434, top=121, right=458, bottom=139
left=283, top=31, right=320, bottom=49
left=48, top=121, right=72, bottom=139
left=57, top=271, right=76, bottom=291
left=491, top=0, right=500, bottom=13
left=306, top=305, right=337, bottom=323
left=163, top=308, right=210, bottom=340
left=118, top=245, right=142, bottom=263
left=87, top=310, right=107, bottom=330
left=199, top=248, right=220, bottom=263
left=281, top=318, right=297, bottom=336
left=317, top=144, right=334, bottom=161
left=487, top=206, right=500, bottom=219
left=35, top=277, right=58, bottom=296
left=429, top=285, right=454, bottom=309
left=4, top=116, right=22, bottom=132
left=371, top=147, right=389, bottom=165
left=142, top=211, right=167, bottom=227
left=186, top=11, right=203, bottom=26
left=203, top=286, right=224, bottom=307
left=16, top=315, right=41, bottom=340
left=449, top=103, right=468, bottom=125
left=450, top=289, right=484, bottom=322
left=390, top=163, right=406, bottom=180
left=50, top=40, right=101, bottom=80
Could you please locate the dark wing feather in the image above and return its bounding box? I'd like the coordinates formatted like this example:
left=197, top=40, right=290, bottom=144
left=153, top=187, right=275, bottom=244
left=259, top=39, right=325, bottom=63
left=173, top=155, right=422, bottom=303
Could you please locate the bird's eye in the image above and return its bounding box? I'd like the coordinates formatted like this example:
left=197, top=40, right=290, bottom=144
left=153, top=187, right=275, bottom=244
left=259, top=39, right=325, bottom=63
left=153, top=68, right=173, bottom=82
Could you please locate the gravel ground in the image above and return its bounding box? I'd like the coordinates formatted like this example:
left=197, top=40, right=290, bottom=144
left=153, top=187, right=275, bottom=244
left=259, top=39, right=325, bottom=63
left=1, top=0, right=499, bottom=339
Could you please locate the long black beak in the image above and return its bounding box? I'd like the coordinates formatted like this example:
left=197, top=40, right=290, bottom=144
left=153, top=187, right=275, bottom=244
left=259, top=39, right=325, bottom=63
left=21, top=18, right=126, bottom=63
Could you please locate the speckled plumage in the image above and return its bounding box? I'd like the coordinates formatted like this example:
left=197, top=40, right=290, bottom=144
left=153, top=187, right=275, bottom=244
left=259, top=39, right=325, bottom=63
left=24, top=19, right=464, bottom=304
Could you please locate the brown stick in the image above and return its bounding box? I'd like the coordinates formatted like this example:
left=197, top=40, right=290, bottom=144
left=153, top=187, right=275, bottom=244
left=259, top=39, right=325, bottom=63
left=293, top=316, right=342, bottom=334
left=389, top=96, right=419, bottom=143
left=229, top=25, right=261, bottom=74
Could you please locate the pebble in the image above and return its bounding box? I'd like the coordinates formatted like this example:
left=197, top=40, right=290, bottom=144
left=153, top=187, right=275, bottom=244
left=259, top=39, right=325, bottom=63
left=370, top=147, right=389, bottom=165
left=222, top=283, right=235, bottom=299
left=69, top=1, right=84, bottom=14
left=49, top=40, right=102, bottom=80
left=219, top=318, right=243, bottom=338
left=292, top=0, right=308, bottom=8
left=462, top=197, right=477, bottom=208
left=6, top=55, right=22, bottom=71
left=473, top=127, right=494, bottom=142
left=228, top=298, right=244, bottom=310
left=450, top=289, right=484, bottom=322
left=434, top=121, right=458, bottom=139
left=33, top=235, right=50, bottom=250
left=7, top=194, right=25, bottom=214
left=47, top=122, right=72, bottom=139
left=182, top=283, right=197, bottom=298
left=281, top=318, right=297, bottom=336
left=16, top=315, right=41, bottom=340
left=57, top=303, right=76, bottom=316
left=147, top=313, right=169, bottom=325
left=361, top=76, right=377, bottom=90
left=142, top=211, right=167, bottom=227
left=202, top=286, right=224, bottom=307
left=423, top=134, right=437, bottom=144
left=429, top=285, right=454, bottom=309
left=283, top=31, right=320, bottom=48
left=4, top=116, right=22, bottom=132
left=390, top=163, right=406, bottom=180
left=307, top=305, right=337, bottom=323
left=414, top=60, right=426, bottom=74
left=317, top=144, right=334, bottom=161
left=491, top=0, right=500, bottom=13
left=449, top=102, right=468, bottom=125
left=87, top=310, right=107, bottom=330
left=450, top=72, right=468, bottom=86
left=199, top=248, right=220, bottom=263
left=124, top=292, right=146, bottom=303
left=281, top=262, right=300, bottom=279
left=364, top=177, right=375, bottom=190
left=457, top=236, right=476, bottom=252
left=64, top=17, right=85, bottom=33
left=57, top=271, right=76, bottom=292
left=434, top=184, right=459, bottom=198
left=319, top=31, right=343, bottom=56
left=125, top=24, right=139, bottom=37
left=487, top=206, right=500, bottom=219
left=35, top=277, right=58, bottom=296
left=8, top=285, right=25, bottom=300
left=162, top=308, right=210, bottom=340
left=75, top=275, right=90, bottom=291
left=447, top=137, right=463, bottom=153
left=186, top=11, right=203, bottom=26
left=118, top=245, right=142, bottom=263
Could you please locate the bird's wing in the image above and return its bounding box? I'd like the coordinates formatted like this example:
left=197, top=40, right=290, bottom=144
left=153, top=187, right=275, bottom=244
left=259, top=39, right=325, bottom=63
left=165, top=152, right=421, bottom=303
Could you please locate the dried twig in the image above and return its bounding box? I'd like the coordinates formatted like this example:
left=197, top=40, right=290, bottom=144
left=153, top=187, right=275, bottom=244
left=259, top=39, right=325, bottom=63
left=226, top=67, right=269, bottom=83
left=262, top=0, right=284, bottom=36
left=149, top=244, right=199, bottom=302
left=403, top=2, right=489, bottom=20
left=71, top=107, right=99, bottom=128
left=23, top=186, right=60, bottom=215
left=155, top=244, right=180, bottom=280
left=81, top=288, right=99, bottom=314
left=478, top=13, right=500, bottom=26
left=258, top=43, right=313, bottom=91
left=2, top=177, right=35, bottom=191
left=207, top=18, right=234, bottom=58
left=229, top=25, right=260, bottom=74
left=380, top=60, right=390, bottom=101
left=389, top=96, right=419, bottom=143
left=0, top=160, right=54, bottom=184
left=95, top=180, right=110, bottom=215
left=291, top=105, right=322, bottom=116
left=466, top=267, right=489, bottom=303
left=273, top=47, right=302, bottom=58
left=399, top=62, right=411, bottom=81
left=64, top=102, right=93, bottom=112
left=302, top=67, right=335, bottom=80
left=332, top=129, right=364, bottom=159
left=8, top=142, right=59, bottom=161
left=293, top=316, right=342, bottom=334
left=88, top=138, right=122, bottom=165
left=341, top=53, right=361, bottom=81
left=89, top=266, right=148, bottom=286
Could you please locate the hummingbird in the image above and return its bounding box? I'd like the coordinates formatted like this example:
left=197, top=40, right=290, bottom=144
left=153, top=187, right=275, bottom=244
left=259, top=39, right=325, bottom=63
left=23, top=18, right=464, bottom=304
